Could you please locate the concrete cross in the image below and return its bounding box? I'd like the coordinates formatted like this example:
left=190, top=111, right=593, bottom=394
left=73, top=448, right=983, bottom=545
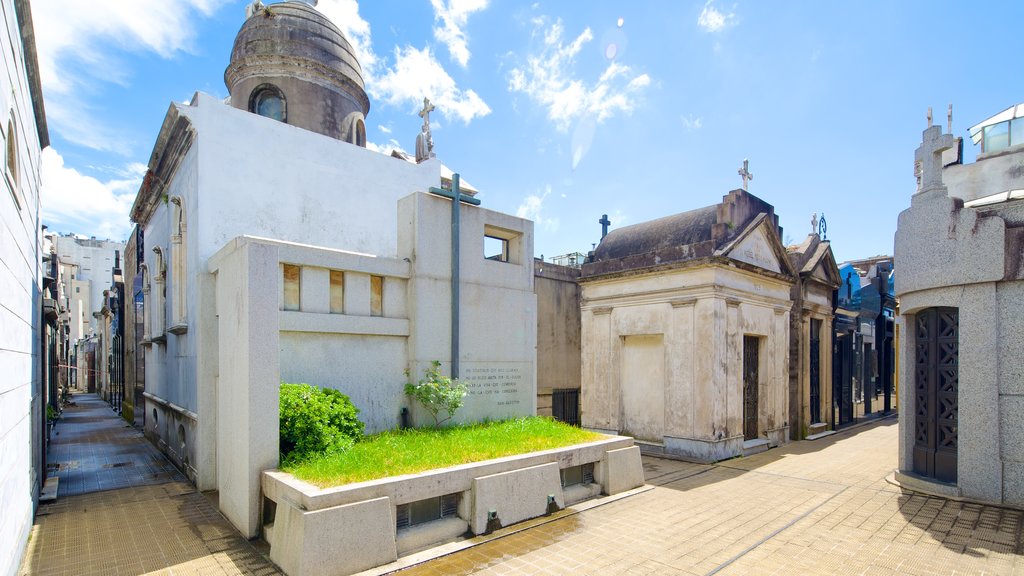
left=599, top=214, right=611, bottom=239
left=428, top=174, right=480, bottom=378
left=915, top=125, right=955, bottom=193
left=738, top=159, right=753, bottom=191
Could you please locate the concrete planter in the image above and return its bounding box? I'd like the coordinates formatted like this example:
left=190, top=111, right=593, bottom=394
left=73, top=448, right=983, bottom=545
left=261, top=435, right=644, bottom=576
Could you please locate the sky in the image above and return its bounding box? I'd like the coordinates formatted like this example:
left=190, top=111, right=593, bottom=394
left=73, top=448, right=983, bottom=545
left=32, top=0, right=1024, bottom=264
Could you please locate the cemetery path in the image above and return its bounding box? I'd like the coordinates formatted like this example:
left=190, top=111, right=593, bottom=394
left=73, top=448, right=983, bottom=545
left=18, top=392, right=282, bottom=576
left=396, top=417, right=1024, bottom=576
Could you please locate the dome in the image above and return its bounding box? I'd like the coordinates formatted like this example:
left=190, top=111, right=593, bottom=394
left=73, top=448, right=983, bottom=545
left=225, top=1, right=370, bottom=144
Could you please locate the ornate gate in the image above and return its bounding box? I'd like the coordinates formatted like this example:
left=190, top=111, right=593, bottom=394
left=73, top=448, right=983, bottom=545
left=743, top=336, right=759, bottom=441
left=912, top=307, right=959, bottom=483
left=809, top=319, right=821, bottom=423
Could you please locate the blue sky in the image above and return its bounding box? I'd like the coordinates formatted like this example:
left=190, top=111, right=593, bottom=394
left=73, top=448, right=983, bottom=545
left=34, top=0, right=1024, bottom=263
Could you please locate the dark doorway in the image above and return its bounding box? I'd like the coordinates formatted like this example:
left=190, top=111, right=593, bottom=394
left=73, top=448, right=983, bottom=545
left=743, top=336, right=759, bottom=441
left=833, top=333, right=853, bottom=425
left=809, top=319, right=821, bottom=423
left=913, top=307, right=959, bottom=483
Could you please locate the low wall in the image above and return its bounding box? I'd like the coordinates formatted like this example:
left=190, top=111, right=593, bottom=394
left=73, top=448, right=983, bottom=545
left=262, top=436, right=644, bottom=576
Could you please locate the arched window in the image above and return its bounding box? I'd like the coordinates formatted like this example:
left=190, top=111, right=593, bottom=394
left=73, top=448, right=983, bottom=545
left=140, top=263, right=152, bottom=341
left=151, top=246, right=166, bottom=337
left=249, top=84, right=286, bottom=122
left=355, top=118, right=366, bottom=147
left=169, top=196, right=188, bottom=333
left=6, top=116, right=17, bottom=188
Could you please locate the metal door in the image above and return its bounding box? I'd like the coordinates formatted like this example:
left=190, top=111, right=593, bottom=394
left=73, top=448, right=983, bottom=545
left=743, top=336, right=759, bottom=441
left=913, top=308, right=958, bottom=483
left=809, top=319, right=821, bottom=423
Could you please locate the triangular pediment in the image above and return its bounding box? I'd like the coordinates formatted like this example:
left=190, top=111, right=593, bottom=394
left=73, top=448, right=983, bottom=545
left=723, top=219, right=784, bottom=273
left=803, top=242, right=841, bottom=288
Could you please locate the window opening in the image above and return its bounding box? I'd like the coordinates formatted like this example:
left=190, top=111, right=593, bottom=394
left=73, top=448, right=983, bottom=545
left=370, top=275, right=383, bottom=316
left=283, top=264, right=301, bottom=311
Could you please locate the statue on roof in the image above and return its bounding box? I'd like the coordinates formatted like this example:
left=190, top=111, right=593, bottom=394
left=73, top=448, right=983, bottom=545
left=415, top=97, right=436, bottom=163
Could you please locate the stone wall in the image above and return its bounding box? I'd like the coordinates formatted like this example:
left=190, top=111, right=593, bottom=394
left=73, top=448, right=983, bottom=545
left=534, top=260, right=581, bottom=418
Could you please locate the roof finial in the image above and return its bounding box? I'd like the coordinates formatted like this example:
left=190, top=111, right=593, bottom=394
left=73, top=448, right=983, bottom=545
left=737, top=159, right=753, bottom=191
left=927, top=106, right=933, bottom=128
left=947, top=103, right=953, bottom=134
left=415, top=97, right=436, bottom=163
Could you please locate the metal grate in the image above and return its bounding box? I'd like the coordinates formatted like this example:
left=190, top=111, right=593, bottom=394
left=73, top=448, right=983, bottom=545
left=397, top=493, right=460, bottom=531
left=552, top=389, right=580, bottom=426
left=441, top=493, right=458, bottom=518
left=395, top=503, right=411, bottom=529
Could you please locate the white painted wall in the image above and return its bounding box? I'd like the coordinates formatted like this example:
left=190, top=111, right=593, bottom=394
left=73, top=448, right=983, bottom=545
left=0, top=1, right=45, bottom=573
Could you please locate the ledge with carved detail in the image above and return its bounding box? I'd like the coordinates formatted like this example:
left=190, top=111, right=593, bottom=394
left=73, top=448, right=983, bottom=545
left=140, top=333, right=167, bottom=347
left=168, top=322, right=188, bottom=335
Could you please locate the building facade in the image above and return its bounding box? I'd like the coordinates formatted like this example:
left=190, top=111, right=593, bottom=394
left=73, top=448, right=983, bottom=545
left=580, top=189, right=794, bottom=462
left=0, top=0, right=48, bottom=574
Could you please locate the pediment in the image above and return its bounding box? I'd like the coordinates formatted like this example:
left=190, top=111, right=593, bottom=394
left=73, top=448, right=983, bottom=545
left=724, top=221, right=782, bottom=273
left=803, top=243, right=842, bottom=288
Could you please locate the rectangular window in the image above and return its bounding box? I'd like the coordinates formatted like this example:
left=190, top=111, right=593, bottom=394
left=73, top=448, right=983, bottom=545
left=283, top=264, right=300, bottom=311
left=983, top=121, right=1010, bottom=153
left=1012, top=117, right=1024, bottom=148
left=329, top=271, right=344, bottom=314
left=370, top=275, right=383, bottom=317
left=484, top=235, right=509, bottom=262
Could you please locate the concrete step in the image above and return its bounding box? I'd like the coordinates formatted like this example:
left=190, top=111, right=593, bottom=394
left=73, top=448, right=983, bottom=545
left=742, top=439, right=770, bottom=457
left=806, top=430, right=836, bottom=441
left=808, top=422, right=829, bottom=436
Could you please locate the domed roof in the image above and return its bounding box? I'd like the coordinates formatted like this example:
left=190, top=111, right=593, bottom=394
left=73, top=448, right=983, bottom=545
left=225, top=1, right=368, bottom=106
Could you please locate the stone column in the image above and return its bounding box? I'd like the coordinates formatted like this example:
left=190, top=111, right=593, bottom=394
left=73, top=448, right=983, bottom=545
left=213, top=239, right=281, bottom=538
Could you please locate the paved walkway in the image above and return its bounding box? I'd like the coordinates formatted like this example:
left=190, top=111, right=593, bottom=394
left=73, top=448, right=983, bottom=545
left=397, top=418, right=1024, bottom=576
left=18, top=393, right=281, bottom=576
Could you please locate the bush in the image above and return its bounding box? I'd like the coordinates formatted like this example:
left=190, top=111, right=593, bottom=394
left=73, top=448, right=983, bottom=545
left=404, top=361, right=468, bottom=429
left=280, top=383, right=364, bottom=465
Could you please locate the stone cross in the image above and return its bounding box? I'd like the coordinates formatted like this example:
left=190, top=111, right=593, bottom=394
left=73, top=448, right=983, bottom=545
left=915, top=125, right=956, bottom=193
left=738, top=159, right=753, bottom=191
left=416, top=97, right=436, bottom=162
left=428, top=174, right=481, bottom=378
left=599, top=214, right=611, bottom=239
left=811, top=212, right=818, bottom=234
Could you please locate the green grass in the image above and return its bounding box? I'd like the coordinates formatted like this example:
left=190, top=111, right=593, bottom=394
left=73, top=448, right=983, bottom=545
left=282, top=417, right=606, bottom=488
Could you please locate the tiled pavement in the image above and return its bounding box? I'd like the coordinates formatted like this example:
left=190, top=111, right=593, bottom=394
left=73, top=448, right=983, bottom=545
left=18, top=395, right=1024, bottom=575
left=44, top=393, right=183, bottom=496
left=18, top=393, right=281, bottom=576
left=397, top=418, right=1024, bottom=576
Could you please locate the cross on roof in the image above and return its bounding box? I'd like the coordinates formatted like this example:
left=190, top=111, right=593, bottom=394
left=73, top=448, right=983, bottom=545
left=915, top=125, right=955, bottom=193
left=418, top=97, right=435, bottom=128
left=738, top=159, right=753, bottom=191
left=599, top=214, right=611, bottom=239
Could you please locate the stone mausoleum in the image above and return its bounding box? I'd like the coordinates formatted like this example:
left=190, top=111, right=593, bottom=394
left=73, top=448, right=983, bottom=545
left=579, top=189, right=795, bottom=462
left=129, top=1, right=536, bottom=538
left=895, top=104, right=1024, bottom=507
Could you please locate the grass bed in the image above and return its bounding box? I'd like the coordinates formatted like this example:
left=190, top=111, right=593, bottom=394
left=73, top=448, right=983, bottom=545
left=282, top=416, right=605, bottom=488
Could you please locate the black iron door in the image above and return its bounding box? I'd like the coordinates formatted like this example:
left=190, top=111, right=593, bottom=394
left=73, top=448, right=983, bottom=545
left=743, top=336, right=759, bottom=441
left=809, top=319, right=821, bottom=423
left=552, top=389, right=580, bottom=427
left=913, top=307, right=959, bottom=483
left=833, top=334, right=853, bottom=425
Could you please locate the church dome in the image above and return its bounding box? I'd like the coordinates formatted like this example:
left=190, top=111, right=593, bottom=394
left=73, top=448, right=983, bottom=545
left=225, top=1, right=370, bottom=145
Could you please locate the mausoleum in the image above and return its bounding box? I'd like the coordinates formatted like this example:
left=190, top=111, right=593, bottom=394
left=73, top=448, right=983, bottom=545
left=130, top=0, right=536, bottom=538
left=894, top=105, right=1024, bottom=507
left=579, top=188, right=795, bottom=462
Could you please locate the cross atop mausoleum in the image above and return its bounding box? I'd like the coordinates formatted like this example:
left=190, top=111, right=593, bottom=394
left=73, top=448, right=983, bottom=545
left=599, top=214, right=611, bottom=239
left=738, top=159, right=753, bottom=191
left=416, top=97, right=437, bottom=162
left=915, top=125, right=956, bottom=194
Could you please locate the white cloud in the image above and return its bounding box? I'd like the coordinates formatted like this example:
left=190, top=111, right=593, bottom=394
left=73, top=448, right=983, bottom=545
left=378, top=124, right=392, bottom=134
left=317, top=0, right=490, bottom=125
left=40, top=147, right=139, bottom=240
left=430, top=0, right=489, bottom=68
left=697, top=1, right=736, bottom=32
left=516, top=185, right=559, bottom=232
left=681, top=114, right=703, bottom=131
left=374, top=46, right=491, bottom=124
left=508, top=17, right=650, bottom=132
left=31, top=0, right=225, bottom=153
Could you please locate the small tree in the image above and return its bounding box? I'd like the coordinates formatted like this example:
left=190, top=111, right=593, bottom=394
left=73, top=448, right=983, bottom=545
left=280, top=383, right=364, bottom=465
left=404, top=361, right=468, bottom=429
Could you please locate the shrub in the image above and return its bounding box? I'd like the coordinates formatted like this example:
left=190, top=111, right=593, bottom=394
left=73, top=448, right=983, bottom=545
left=279, top=383, right=364, bottom=465
left=404, top=361, right=468, bottom=429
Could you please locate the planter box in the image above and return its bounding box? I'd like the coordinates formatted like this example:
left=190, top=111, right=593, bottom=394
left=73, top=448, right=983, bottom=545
left=261, top=435, right=644, bottom=576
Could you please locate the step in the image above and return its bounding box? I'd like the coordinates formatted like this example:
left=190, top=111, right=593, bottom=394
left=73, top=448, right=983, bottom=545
left=805, top=430, right=836, bottom=441
left=808, top=422, right=829, bottom=436
left=742, top=438, right=770, bottom=457
left=40, top=476, right=59, bottom=502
